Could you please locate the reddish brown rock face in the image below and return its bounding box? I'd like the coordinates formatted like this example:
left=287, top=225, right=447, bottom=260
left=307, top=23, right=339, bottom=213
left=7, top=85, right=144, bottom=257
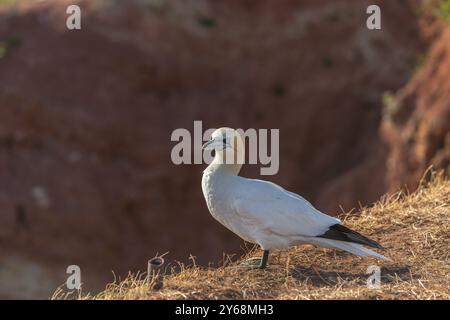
left=0, top=0, right=446, bottom=298
left=381, top=28, right=450, bottom=193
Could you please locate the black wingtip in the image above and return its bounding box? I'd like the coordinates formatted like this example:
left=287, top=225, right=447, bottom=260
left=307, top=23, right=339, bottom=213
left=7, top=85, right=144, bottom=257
left=318, top=224, right=385, bottom=250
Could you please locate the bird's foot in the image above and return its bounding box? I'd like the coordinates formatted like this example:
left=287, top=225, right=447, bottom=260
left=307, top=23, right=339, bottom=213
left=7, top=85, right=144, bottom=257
left=239, top=257, right=264, bottom=269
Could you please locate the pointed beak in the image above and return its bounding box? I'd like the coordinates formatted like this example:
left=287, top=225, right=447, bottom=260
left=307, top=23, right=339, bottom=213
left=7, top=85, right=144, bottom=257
left=202, top=139, right=214, bottom=150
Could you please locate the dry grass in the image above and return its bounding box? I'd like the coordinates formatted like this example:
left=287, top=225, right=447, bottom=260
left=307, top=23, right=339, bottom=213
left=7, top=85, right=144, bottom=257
left=54, top=172, right=450, bottom=300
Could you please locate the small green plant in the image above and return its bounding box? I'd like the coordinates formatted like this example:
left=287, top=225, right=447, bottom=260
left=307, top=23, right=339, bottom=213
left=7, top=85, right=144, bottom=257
left=440, top=0, right=450, bottom=23
left=0, top=0, right=16, bottom=6
left=0, top=36, right=21, bottom=59
left=196, top=16, right=216, bottom=29
left=0, top=44, right=7, bottom=59
left=272, top=85, right=286, bottom=98
left=411, top=52, right=429, bottom=75
left=382, top=91, right=399, bottom=120
left=322, top=56, right=334, bottom=68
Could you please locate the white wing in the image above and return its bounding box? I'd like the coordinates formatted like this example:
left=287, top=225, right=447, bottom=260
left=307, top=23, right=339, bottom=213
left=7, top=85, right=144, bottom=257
left=231, top=178, right=340, bottom=238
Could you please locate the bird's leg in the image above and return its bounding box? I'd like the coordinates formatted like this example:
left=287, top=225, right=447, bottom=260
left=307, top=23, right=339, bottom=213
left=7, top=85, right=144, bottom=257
left=240, top=250, right=269, bottom=269
left=259, top=250, right=269, bottom=269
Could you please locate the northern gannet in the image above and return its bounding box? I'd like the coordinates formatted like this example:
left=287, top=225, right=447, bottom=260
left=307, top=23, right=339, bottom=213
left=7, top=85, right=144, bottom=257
left=201, top=128, right=389, bottom=269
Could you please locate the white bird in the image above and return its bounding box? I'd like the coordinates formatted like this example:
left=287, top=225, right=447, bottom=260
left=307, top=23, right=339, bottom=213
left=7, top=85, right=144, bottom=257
left=201, top=127, right=389, bottom=269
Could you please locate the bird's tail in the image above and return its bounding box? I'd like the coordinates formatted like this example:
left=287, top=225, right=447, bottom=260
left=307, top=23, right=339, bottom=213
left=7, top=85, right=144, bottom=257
left=308, top=237, right=392, bottom=261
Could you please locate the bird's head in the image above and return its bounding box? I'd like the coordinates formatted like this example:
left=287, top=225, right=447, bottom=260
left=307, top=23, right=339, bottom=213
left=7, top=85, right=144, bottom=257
left=202, top=127, right=245, bottom=169
left=202, top=127, right=233, bottom=151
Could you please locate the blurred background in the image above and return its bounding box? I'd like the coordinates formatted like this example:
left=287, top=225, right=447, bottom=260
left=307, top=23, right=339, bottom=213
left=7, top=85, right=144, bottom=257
left=0, top=0, right=449, bottom=299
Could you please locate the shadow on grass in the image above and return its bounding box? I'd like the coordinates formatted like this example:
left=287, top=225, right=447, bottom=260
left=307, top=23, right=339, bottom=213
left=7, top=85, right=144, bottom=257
left=290, top=265, right=413, bottom=287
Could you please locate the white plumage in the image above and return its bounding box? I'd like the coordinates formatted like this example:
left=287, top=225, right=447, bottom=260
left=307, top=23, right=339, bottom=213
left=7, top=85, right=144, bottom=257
left=201, top=128, right=389, bottom=268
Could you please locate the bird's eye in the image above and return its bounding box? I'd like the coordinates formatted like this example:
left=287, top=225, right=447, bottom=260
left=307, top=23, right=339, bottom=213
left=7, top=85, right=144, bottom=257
left=222, top=137, right=227, bottom=144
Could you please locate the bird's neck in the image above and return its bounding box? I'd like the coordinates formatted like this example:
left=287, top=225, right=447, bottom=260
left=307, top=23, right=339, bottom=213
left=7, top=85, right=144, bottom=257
left=206, top=151, right=242, bottom=176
